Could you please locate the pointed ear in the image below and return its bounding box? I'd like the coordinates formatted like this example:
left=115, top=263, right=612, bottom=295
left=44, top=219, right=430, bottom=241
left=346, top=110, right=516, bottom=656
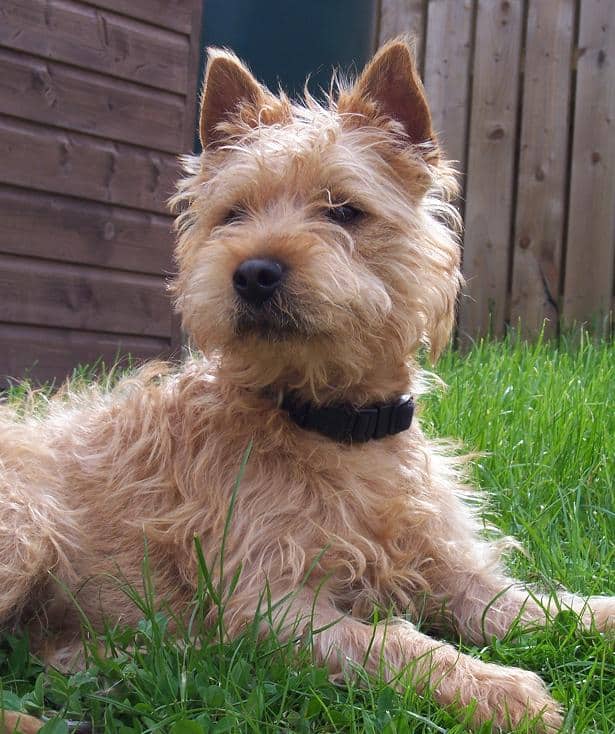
left=199, top=49, right=267, bottom=149
left=348, top=40, right=436, bottom=154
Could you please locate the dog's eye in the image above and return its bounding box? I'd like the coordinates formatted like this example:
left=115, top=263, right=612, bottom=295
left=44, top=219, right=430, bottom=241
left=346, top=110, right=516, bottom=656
left=222, top=207, right=245, bottom=225
left=326, top=204, right=363, bottom=225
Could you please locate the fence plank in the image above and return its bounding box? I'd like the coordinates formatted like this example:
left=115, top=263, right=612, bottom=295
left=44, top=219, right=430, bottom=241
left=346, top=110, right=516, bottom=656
left=0, top=0, right=189, bottom=94
left=0, top=254, right=172, bottom=338
left=459, top=0, right=523, bottom=340
left=0, top=48, right=185, bottom=153
left=510, top=0, right=574, bottom=336
left=0, top=116, right=178, bottom=214
left=562, top=0, right=615, bottom=328
left=379, top=0, right=426, bottom=75
left=86, top=0, right=195, bottom=35
left=0, top=185, right=173, bottom=275
left=423, top=0, right=473, bottom=170
left=0, top=323, right=170, bottom=386
left=180, top=0, right=203, bottom=156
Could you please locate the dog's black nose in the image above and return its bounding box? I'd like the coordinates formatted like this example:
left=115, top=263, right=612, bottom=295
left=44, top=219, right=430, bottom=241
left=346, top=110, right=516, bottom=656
left=233, top=258, right=284, bottom=306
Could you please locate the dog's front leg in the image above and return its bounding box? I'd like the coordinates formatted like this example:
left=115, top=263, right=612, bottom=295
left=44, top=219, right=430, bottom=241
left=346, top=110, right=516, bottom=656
left=417, top=470, right=614, bottom=642
left=228, top=587, right=562, bottom=732
left=0, top=442, right=78, bottom=625
left=0, top=480, right=75, bottom=625
left=443, top=568, right=615, bottom=644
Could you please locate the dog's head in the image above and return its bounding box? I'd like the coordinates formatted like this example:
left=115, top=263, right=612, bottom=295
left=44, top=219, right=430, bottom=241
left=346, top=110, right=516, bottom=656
left=172, top=40, right=461, bottom=400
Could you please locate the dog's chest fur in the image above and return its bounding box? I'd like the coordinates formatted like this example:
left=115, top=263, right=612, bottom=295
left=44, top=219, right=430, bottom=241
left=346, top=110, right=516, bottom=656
left=155, top=371, right=439, bottom=617
left=50, top=364, right=444, bottom=627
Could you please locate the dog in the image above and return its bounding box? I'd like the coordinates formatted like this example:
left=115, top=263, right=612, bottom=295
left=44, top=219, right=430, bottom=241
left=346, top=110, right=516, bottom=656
left=1, top=40, right=613, bottom=733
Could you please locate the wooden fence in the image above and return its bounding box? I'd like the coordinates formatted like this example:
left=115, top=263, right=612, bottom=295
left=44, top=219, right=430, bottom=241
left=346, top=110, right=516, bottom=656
left=1, top=0, right=612, bottom=386
left=0, top=0, right=202, bottom=385
left=380, top=0, right=615, bottom=339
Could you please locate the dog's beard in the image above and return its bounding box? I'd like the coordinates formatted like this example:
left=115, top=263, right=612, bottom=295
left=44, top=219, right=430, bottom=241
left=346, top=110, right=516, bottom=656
left=233, top=295, right=315, bottom=342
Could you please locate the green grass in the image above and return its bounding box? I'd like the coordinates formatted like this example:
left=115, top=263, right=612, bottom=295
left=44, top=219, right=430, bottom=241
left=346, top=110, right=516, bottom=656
left=1, top=333, right=614, bottom=733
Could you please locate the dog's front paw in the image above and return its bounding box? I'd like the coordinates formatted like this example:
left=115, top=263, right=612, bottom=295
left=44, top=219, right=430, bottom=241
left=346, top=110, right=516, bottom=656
left=467, top=661, right=563, bottom=733
left=0, top=710, right=44, bottom=733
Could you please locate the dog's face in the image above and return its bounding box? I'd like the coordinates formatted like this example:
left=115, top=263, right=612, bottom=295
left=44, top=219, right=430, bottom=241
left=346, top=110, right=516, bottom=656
left=173, top=41, right=461, bottom=396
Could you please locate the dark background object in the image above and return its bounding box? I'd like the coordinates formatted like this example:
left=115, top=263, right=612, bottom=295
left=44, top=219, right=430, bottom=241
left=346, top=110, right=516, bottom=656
left=197, top=0, right=380, bottom=148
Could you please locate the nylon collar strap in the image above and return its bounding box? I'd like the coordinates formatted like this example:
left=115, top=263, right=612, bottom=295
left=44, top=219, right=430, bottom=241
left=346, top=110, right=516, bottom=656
left=281, top=394, right=414, bottom=444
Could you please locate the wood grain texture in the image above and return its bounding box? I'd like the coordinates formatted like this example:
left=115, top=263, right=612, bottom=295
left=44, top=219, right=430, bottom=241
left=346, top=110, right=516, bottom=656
left=0, top=0, right=201, bottom=383
left=85, top=0, right=195, bottom=34
left=458, top=0, right=523, bottom=340
left=378, top=0, right=426, bottom=75
left=179, top=0, right=203, bottom=156
left=423, top=0, right=473, bottom=169
left=173, top=0, right=203, bottom=344
left=0, top=48, right=185, bottom=153
left=510, top=0, right=574, bottom=336
left=0, top=115, right=178, bottom=214
left=0, top=185, right=174, bottom=274
left=0, top=323, right=171, bottom=387
left=562, top=0, right=615, bottom=328
left=0, top=0, right=189, bottom=94
left=0, top=254, right=172, bottom=338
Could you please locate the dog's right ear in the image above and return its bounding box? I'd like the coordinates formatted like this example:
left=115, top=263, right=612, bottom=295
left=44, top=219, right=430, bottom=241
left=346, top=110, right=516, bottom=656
left=199, top=49, right=267, bottom=149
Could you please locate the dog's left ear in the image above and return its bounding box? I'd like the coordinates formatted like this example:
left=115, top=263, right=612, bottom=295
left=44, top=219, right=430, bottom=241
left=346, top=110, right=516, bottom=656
left=342, top=40, right=437, bottom=158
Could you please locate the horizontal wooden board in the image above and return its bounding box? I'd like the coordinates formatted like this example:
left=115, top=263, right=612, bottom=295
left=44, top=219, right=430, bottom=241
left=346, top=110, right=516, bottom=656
left=0, top=254, right=173, bottom=337
left=82, top=0, right=196, bottom=34
left=0, top=48, right=185, bottom=153
left=0, top=322, right=171, bottom=386
left=0, top=115, right=179, bottom=213
left=0, top=0, right=189, bottom=94
left=0, top=185, right=174, bottom=274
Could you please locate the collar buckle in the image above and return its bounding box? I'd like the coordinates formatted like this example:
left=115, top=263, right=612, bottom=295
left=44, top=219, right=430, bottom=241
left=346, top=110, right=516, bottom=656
left=282, top=394, right=414, bottom=443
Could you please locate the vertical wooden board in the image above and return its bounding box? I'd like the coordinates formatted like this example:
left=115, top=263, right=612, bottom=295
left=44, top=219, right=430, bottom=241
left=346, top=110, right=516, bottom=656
left=379, top=0, right=426, bottom=75
left=423, top=0, right=473, bottom=169
left=510, top=0, right=574, bottom=336
left=459, top=0, right=523, bottom=339
left=181, top=0, right=204, bottom=155
left=563, top=0, right=615, bottom=328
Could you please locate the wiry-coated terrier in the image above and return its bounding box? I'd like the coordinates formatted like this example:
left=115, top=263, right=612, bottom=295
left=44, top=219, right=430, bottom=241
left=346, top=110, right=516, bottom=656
left=1, top=40, right=613, bottom=734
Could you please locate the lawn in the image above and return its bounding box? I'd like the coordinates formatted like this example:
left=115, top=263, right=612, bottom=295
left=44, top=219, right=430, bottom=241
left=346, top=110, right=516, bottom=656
left=1, top=333, right=613, bottom=733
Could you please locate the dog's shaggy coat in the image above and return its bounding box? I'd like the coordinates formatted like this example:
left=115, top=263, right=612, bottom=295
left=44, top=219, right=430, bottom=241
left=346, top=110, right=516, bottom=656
left=1, top=41, right=613, bottom=733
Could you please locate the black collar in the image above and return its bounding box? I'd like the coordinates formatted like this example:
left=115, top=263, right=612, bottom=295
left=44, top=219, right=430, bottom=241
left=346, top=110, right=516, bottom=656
left=281, top=393, right=414, bottom=443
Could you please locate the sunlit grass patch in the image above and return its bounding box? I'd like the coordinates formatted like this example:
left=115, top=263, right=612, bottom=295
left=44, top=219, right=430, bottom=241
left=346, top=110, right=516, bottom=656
left=1, top=332, right=613, bottom=732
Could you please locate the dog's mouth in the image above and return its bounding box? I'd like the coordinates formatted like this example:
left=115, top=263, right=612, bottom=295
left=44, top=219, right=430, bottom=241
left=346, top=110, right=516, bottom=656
left=233, top=297, right=314, bottom=341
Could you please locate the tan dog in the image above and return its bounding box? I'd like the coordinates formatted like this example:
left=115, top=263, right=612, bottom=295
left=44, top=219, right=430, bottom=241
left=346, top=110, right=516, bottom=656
left=1, top=41, right=613, bottom=733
